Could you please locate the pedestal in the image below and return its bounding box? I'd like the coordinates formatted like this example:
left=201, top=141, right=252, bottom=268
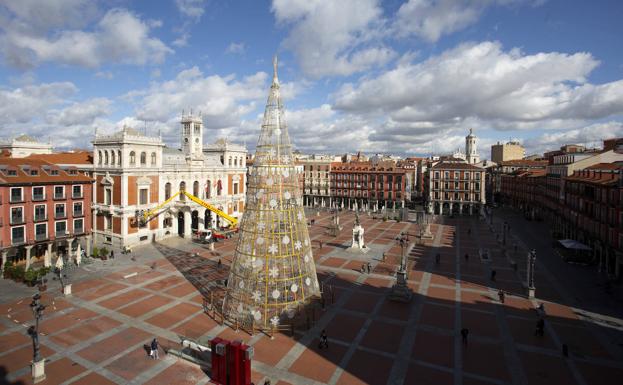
left=63, top=284, right=72, bottom=296
left=422, top=224, right=433, bottom=239
left=209, top=242, right=215, bottom=251
left=388, top=270, right=412, bottom=303
left=527, top=286, right=535, bottom=299
left=32, top=359, right=46, bottom=383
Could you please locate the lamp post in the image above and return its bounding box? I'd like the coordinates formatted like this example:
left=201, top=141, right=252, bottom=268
left=29, top=293, right=46, bottom=383
left=503, top=221, right=508, bottom=245
left=527, top=249, right=536, bottom=298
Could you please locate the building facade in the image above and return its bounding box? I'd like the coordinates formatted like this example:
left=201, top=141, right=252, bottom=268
left=491, top=141, right=526, bottom=164
left=426, top=161, right=486, bottom=215
left=0, top=158, right=93, bottom=271
left=562, top=163, right=622, bottom=278
left=300, top=155, right=332, bottom=207
left=0, top=135, right=53, bottom=158
left=91, top=116, right=247, bottom=249
left=329, top=160, right=407, bottom=211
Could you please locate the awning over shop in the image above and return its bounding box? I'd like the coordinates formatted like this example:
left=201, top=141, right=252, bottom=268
left=558, top=239, right=591, bottom=251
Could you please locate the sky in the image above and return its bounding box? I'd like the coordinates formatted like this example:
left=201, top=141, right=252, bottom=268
left=1, top=0, right=623, bottom=159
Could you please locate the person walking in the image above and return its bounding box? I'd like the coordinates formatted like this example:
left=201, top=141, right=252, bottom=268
left=382, top=252, right=386, bottom=262
left=367, top=262, right=371, bottom=274
left=319, top=330, right=328, bottom=349
left=498, top=289, right=505, bottom=304
left=150, top=338, right=159, bottom=359
left=110, top=250, right=115, bottom=259
left=490, top=270, right=497, bottom=281
left=535, top=318, right=545, bottom=337
left=217, top=258, right=222, bottom=270
left=360, top=264, right=366, bottom=274
left=461, top=328, right=469, bottom=345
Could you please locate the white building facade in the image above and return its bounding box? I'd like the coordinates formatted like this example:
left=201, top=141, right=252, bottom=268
left=91, top=115, right=247, bottom=249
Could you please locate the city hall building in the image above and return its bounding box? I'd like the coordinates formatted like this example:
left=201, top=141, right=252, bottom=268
left=92, top=113, right=247, bottom=249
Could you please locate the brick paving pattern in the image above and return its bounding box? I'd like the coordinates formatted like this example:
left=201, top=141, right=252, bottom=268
left=0, top=210, right=622, bottom=384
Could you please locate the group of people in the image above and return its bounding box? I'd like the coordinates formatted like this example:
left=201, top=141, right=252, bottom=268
left=360, top=262, right=372, bottom=274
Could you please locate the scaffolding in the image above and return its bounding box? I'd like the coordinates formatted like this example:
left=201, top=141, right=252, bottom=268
left=222, top=57, right=320, bottom=331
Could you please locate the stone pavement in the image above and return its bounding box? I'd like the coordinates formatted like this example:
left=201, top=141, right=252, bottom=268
left=1, top=210, right=622, bottom=385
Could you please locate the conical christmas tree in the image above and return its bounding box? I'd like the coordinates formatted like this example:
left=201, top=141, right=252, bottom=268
left=223, top=57, right=320, bottom=331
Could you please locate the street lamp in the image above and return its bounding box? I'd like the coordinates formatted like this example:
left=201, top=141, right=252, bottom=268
left=503, top=221, right=508, bottom=245
left=527, top=249, right=536, bottom=298
left=29, top=293, right=46, bottom=383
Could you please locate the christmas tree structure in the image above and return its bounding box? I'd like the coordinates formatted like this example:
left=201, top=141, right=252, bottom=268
left=222, top=57, right=320, bottom=331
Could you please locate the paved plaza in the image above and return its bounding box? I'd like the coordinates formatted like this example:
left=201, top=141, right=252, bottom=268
left=1, top=210, right=623, bottom=385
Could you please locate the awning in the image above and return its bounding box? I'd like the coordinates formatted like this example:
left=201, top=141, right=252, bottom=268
left=558, top=239, right=591, bottom=251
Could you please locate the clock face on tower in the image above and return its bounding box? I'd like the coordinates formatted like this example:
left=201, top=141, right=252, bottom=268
left=195, top=138, right=199, bottom=143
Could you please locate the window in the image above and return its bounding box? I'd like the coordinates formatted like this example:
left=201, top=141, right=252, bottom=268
left=140, top=152, right=147, bottom=165
left=118, top=150, right=122, bottom=166
left=111, top=150, right=115, bottom=165
left=465, top=172, right=470, bottom=180
left=454, top=192, right=459, bottom=200
left=104, top=151, right=109, bottom=165
left=464, top=182, right=469, bottom=190
left=217, top=180, right=222, bottom=196
left=73, top=202, right=83, bottom=216
left=54, top=186, right=64, bottom=199
left=205, top=181, right=211, bottom=199
left=35, top=223, right=47, bottom=241
left=444, top=171, right=450, bottom=179
left=98, top=150, right=103, bottom=165
left=34, top=205, right=46, bottom=221
left=165, top=183, right=171, bottom=200
left=475, top=182, right=480, bottom=191
left=228, top=157, right=232, bottom=166
left=151, top=152, right=156, bottom=165
left=105, top=188, right=112, bottom=205
left=454, top=182, right=459, bottom=189
left=130, top=151, right=136, bottom=165
left=55, top=221, right=67, bottom=236
left=74, top=218, right=84, bottom=234
left=434, top=182, right=439, bottom=190
left=104, top=215, right=112, bottom=231
left=464, top=193, right=469, bottom=200
left=10, top=207, right=23, bottom=224
left=72, top=185, right=82, bottom=198
left=32, top=186, right=45, bottom=200
left=455, top=172, right=460, bottom=179
left=193, top=181, right=199, bottom=197
left=475, top=172, right=481, bottom=179
left=10, top=187, right=22, bottom=202
left=11, top=226, right=25, bottom=245
left=30, top=169, right=38, bottom=176
left=434, top=191, right=439, bottom=199
left=233, top=183, right=239, bottom=195
left=234, top=158, right=238, bottom=166
left=139, top=188, right=148, bottom=205
left=55, top=204, right=66, bottom=219
left=7, top=170, right=17, bottom=176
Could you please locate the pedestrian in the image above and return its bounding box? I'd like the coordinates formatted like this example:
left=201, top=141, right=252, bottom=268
left=461, top=328, right=469, bottom=345
left=264, top=380, right=271, bottom=385
left=360, top=264, right=366, bottom=274
left=498, top=289, right=505, bottom=303
left=319, top=240, right=323, bottom=249
left=110, top=250, right=115, bottom=259
left=490, top=270, right=496, bottom=281
left=435, top=253, right=441, bottom=264
left=217, top=258, right=222, bottom=270
left=464, top=253, right=469, bottom=263
left=319, top=329, right=328, bottom=349
left=382, top=252, right=386, bottom=262
left=562, top=343, right=569, bottom=358
left=150, top=338, right=159, bottom=359
left=367, top=262, right=371, bottom=274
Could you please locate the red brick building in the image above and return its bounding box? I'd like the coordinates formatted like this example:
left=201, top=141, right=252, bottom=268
left=563, top=163, right=622, bottom=277
left=425, top=161, right=486, bottom=215
left=500, top=169, right=546, bottom=220
left=0, top=158, right=94, bottom=271
left=330, top=161, right=407, bottom=211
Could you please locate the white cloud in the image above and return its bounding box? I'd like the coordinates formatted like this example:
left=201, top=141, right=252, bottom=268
left=333, top=41, right=622, bottom=130
left=0, top=82, right=77, bottom=124
left=129, top=67, right=268, bottom=130
left=46, top=98, right=111, bottom=126
left=271, top=0, right=395, bottom=78
left=0, top=6, right=172, bottom=68
left=226, top=42, right=246, bottom=55
left=95, top=71, right=114, bottom=79
left=394, top=0, right=543, bottom=42
left=175, top=0, right=206, bottom=20
left=523, top=121, right=623, bottom=155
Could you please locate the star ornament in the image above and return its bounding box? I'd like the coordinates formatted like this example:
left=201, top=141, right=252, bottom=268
left=294, top=240, right=302, bottom=250
left=297, top=212, right=303, bottom=220
left=270, top=316, right=280, bottom=327
left=268, top=243, right=278, bottom=255
left=269, top=266, right=279, bottom=278
left=252, top=291, right=262, bottom=302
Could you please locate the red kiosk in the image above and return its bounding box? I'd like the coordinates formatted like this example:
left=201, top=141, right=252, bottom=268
left=210, top=338, right=253, bottom=385
left=210, top=337, right=229, bottom=385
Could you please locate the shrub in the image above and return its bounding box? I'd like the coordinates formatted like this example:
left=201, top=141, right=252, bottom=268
left=92, top=247, right=99, bottom=259
left=99, top=247, right=109, bottom=258
left=12, top=265, right=25, bottom=281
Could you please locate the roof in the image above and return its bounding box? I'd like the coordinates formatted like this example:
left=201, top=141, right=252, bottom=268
left=498, top=159, right=548, bottom=167
left=585, top=162, right=623, bottom=170
left=26, top=151, right=93, bottom=165
left=0, top=158, right=93, bottom=185
left=565, top=169, right=619, bottom=186
left=14, top=134, right=38, bottom=143
left=431, top=161, right=483, bottom=170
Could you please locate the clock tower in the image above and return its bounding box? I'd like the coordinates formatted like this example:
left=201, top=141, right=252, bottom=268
left=181, top=111, right=203, bottom=161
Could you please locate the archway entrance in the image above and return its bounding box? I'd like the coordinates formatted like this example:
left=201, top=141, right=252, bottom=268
left=178, top=212, right=185, bottom=237
left=191, top=210, right=199, bottom=231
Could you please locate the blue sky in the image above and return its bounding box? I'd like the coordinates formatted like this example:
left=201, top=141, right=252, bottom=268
left=1, top=0, right=622, bottom=158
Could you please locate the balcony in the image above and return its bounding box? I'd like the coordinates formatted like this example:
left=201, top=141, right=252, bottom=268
left=32, top=194, right=46, bottom=201
left=10, top=216, right=25, bottom=225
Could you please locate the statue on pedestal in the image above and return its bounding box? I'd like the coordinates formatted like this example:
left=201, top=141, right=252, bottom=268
left=349, top=213, right=369, bottom=253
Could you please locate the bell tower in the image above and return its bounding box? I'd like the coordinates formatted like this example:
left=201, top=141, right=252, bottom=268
left=465, top=128, right=480, bottom=164
left=181, top=111, right=203, bottom=160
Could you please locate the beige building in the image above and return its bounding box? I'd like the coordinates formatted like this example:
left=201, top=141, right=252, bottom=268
left=300, top=154, right=332, bottom=207
left=491, top=141, right=526, bottom=163
left=0, top=135, right=53, bottom=158
left=91, top=114, right=247, bottom=249
left=425, top=161, right=486, bottom=215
